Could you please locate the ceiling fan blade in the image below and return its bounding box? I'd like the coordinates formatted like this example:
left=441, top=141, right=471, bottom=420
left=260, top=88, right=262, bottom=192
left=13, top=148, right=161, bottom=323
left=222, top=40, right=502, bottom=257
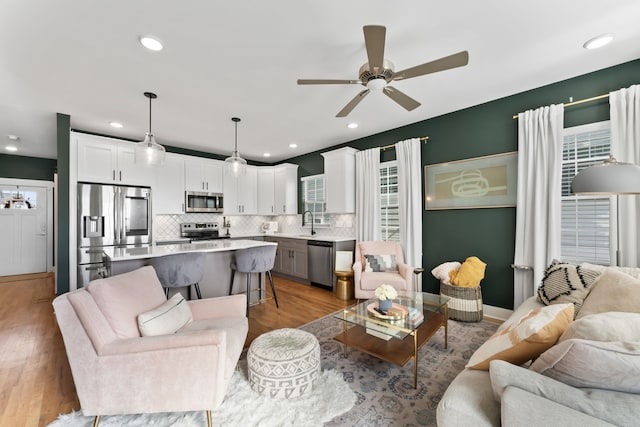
left=336, top=89, right=370, bottom=117
left=363, top=25, right=386, bottom=72
left=297, top=79, right=361, bottom=85
left=392, top=50, right=469, bottom=81
left=383, top=86, right=421, bottom=111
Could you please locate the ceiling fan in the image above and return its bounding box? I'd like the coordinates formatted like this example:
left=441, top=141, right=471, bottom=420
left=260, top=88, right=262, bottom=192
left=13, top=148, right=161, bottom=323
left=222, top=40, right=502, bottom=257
left=297, top=25, right=469, bottom=117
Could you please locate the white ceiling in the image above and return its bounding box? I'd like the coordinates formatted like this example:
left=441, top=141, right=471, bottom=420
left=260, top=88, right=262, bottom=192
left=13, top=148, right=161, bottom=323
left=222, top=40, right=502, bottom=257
left=1, top=1, right=640, bottom=162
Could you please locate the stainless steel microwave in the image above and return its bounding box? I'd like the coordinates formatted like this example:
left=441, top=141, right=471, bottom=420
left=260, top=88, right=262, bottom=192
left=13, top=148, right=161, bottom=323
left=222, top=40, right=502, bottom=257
left=185, top=191, right=223, bottom=213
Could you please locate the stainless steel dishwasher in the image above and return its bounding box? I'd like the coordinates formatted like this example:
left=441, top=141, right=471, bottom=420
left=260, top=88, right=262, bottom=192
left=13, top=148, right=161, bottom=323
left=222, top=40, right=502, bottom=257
left=307, top=240, right=334, bottom=290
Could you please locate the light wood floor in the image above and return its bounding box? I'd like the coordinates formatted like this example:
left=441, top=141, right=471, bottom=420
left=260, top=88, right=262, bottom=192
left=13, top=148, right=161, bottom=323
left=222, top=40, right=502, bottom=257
left=0, top=273, right=356, bottom=427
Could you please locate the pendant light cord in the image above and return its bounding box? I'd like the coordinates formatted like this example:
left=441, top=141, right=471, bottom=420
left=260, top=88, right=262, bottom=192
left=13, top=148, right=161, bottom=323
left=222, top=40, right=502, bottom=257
left=148, top=96, right=152, bottom=134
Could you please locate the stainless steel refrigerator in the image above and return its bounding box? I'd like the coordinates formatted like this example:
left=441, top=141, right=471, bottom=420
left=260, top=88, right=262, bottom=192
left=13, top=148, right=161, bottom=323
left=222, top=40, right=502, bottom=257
left=77, top=183, right=152, bottom=287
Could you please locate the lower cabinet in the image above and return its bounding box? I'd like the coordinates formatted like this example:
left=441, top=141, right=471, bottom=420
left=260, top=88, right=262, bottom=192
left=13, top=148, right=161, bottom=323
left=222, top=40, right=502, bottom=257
left=268, top=237, right=308, bottom=280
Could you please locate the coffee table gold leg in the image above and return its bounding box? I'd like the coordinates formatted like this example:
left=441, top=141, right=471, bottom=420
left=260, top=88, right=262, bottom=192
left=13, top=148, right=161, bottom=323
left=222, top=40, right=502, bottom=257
left=444, top=304, right=449, bottom=349
left=413, top=331, right=418, bottom=389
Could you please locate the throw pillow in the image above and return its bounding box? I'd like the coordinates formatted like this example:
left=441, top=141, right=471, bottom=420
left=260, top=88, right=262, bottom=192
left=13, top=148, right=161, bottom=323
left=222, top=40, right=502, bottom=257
left=449, top=256, right=486, bottom=288
left=560, top=312, right=640, bottom=343
left=364, top=254, right=398, bottom=272
left=581, top=262, right=640, bottom=280
left=466, top=303, right=573, bottom=370
left=577, top=268, right=640, bottom=319
left=431, top=261, right=461, bottom=284
left=489, top=360, right=640, bottom=427
left=537, top=262, right=601, bottom=317
left=530, top=338, right=640, bottom=394
left=137, top=293, right=193, bottom=337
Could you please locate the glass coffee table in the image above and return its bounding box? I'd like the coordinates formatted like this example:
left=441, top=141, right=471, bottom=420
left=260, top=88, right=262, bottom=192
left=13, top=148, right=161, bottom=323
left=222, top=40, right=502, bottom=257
left=333, top=292, right=449, bottom=389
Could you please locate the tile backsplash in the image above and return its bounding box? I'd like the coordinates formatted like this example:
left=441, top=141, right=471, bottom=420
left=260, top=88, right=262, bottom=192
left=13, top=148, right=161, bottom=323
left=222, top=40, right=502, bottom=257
left=154, top=213, right=356, bottom=241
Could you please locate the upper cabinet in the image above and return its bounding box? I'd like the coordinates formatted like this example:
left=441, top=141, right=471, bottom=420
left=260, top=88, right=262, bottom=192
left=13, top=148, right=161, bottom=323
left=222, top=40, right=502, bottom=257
left=76, top=134, right=151, bottom=186
left=321, top=147, right=357, bottom=213
left=184, top=157, right=223, bottom=193
left=257, top=164, right=299, bottom=215
left=152, top=153, right=185, bottom=215
left=223, top=165, right=257, bottom=215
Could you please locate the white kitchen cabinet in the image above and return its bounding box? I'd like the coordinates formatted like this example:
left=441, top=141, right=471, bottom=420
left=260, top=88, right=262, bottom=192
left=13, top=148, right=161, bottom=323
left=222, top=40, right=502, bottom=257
left=274, top=164, right=298, bottom=215
left=152, top=153, right=185, bottom=214
left=269, top=237, right=308, bottom=280
left=257, top=168, right=275, bottom=215
left=184, top=157, right=223, bottom=193
left=223, top=165, right=257, bottom=215
left=321, top=147, right=357, bottom=213
left=76, top=134, right=151, bottom=186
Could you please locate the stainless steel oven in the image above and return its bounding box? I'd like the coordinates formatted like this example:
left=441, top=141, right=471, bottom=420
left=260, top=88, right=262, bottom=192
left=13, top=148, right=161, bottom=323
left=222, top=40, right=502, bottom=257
left=185, top=191, right=223, bottom=213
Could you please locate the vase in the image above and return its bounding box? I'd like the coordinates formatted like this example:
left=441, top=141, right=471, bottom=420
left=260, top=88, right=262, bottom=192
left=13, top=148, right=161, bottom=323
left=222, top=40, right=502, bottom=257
left=378, top=298, right=393, bottom=312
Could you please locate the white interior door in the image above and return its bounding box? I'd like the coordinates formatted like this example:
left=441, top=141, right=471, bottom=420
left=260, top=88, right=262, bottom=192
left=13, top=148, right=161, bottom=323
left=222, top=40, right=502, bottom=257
left=0, top=185, right=48, bottom=276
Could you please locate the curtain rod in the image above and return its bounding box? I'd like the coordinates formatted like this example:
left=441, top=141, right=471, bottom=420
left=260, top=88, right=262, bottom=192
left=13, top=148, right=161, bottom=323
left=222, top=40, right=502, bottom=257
left=380, top=136, right=429, bottom=151
left=512, top=93, right=610, bottom=119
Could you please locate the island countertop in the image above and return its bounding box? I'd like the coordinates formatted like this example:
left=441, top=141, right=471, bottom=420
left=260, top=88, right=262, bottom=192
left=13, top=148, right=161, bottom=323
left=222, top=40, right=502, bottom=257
left=104, top=239, right=276, bottom=262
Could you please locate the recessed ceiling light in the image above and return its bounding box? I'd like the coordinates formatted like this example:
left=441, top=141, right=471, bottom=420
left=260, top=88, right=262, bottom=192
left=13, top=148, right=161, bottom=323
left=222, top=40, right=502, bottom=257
left=139, top=35, right=164, bottom=51
left=263, top=153, right=271, bottom=157
left=289, top=143, right=298, bottom=148
left=583, top=33, right=615, bottom=50
left=109, top=121, right=123, bottom=128
left=347, top=122, right=358, bottom=129
left=7, top=134, right=19, bottom=141
left=5, top=145, right=18, bottom=152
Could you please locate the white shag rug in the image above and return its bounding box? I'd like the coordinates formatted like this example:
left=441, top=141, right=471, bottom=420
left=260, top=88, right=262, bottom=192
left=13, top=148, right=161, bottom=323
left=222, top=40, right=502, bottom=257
left=48, top=367, right=355, bottom=427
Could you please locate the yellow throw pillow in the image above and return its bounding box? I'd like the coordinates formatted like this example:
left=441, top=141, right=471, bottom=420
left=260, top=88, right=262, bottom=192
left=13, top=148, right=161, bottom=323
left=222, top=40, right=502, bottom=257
left=450, top=256, right=486, bottom=287
left=466, top=303, right=573, bottom=370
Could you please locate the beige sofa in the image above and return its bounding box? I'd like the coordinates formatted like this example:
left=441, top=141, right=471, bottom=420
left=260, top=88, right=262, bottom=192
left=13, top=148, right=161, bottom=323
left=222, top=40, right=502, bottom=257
left=437, top=264, right=640, bottom=427
left=53, top=266, right=248, bottom=425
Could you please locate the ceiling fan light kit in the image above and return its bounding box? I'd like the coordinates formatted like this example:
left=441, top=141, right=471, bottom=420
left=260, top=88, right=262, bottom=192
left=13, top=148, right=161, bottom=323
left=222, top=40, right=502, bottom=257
left=225, top=117, right=247, bottom=177
left=297, top=24, right=469, bottom=117
left=134, top=91, right=166, bottom=166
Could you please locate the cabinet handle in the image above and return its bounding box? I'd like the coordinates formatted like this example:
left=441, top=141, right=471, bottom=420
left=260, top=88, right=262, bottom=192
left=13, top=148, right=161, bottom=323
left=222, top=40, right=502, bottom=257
left=283, top=204, right=286, bottom=213
left=206, top=182, right=209, bottom=190
left=182, top=203, right=185, bottom=212
left=119, top=171, right=122, bottom=181
left=113, top=170, right=116, bottom=180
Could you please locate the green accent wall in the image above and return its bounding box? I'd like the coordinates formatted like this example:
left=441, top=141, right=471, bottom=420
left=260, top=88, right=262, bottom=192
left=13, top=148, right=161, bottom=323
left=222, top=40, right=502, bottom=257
left=57, top=114, right=71, bottom=294
left=0, top=154, right=56, bottom=181
left=284, top=58, right=640, bottom=310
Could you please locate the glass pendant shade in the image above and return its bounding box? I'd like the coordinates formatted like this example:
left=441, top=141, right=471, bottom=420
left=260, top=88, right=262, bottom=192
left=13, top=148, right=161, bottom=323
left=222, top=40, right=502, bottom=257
left=571, top=156, right=640, bottom=195
left=225, top=117, right=247, bottom=177
left=134, top=92, right=165, bottom=166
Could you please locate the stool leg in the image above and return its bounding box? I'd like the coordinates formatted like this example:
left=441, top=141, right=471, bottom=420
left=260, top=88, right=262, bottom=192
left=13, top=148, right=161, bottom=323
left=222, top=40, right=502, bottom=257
left=164, top=288, right=169, bottom=299
left=194, top=283, right=202, bottom=299
left=267, top=270, right=280, bottom=314
left=229, top=269, right=236, bottom=296
left=246, top=274, right=251, bottom=316
left=187, top=286, right=192, bottom=301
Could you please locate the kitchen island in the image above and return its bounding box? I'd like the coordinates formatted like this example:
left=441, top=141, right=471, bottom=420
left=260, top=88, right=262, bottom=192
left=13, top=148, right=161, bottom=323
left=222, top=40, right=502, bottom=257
left=103, top=239, right=277, bottom=302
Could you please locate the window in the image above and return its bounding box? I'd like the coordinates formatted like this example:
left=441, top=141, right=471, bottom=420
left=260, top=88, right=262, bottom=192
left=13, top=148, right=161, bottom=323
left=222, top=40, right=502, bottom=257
left=561, top=121, right=611, bottom=265
left=380, top=162, right=400, bottom=242
left=301, top=174, right=330, bottom=226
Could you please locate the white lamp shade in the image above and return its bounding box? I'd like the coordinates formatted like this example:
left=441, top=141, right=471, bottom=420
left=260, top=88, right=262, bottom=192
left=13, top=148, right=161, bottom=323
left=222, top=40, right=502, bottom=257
left=572, top=158, right=640, bottom=195
left=134, top=133, right=166, bottom=166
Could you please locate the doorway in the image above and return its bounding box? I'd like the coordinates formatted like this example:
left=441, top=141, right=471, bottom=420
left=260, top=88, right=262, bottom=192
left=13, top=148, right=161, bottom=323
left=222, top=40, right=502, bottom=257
left=0, top=180, right=53, bottom=277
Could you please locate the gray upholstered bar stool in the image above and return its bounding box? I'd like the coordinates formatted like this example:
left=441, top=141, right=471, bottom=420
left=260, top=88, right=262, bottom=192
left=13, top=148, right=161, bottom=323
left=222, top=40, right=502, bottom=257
left=229, top=245, right=279, bottom=314
left=151, top=252, right=204, bottom=300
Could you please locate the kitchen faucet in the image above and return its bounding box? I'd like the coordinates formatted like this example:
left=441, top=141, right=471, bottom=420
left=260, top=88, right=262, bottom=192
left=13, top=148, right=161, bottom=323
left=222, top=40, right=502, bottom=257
left=301, top=210, right=316, bottom=235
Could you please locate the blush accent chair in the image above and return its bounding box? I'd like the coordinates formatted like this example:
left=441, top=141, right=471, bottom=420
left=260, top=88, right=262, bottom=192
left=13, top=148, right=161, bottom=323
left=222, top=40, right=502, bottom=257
left=353, top=241, right=414, bottom=299
left=53, top=266, right=248, bottom=427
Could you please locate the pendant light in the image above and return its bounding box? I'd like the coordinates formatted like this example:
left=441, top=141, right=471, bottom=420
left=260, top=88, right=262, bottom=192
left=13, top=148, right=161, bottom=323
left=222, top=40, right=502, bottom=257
left=134, top=91, right=166, bottom=166
left=224, top=117, right=247, bottom=177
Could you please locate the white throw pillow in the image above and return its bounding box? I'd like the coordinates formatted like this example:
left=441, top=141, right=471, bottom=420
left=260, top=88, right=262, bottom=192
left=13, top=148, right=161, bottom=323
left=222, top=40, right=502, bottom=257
left=431, top=261, right=461, bottom=284
left=137, top=293, right=193, bottom=337
left=560, top=312, right=640, bottom=343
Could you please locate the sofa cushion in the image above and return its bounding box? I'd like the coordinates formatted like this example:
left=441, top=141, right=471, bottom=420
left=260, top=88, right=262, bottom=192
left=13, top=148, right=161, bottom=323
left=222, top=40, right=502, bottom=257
left=431, top=261, right=461, bottom=285
left=529, top=338, right=640, bottom=394
left=577, top=268, right=640, bottom=319
left=358, top=271, right=409, bottom=290
left=580, top=262, right=640, bottom=279
left=87, top=266, right=167, bottom=338
left=537, top=262, right=601, bottom=317
left=138, top=293, right=193, bottom=337
left=364, top=254, right=397, bottom=272
left=436, top=369, right=499, bottom=427
left=466, top=303, right=573, bottom=370
left=490, top=359, right=640, bottom=427
left=560, top=312, right=640, bottom=342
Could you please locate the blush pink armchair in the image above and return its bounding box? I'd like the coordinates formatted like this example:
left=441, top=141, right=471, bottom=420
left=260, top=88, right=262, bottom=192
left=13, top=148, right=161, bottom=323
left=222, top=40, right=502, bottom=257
left=353, top=241, right=414, bottom=299
left=53, top=266, right=248, bottom=426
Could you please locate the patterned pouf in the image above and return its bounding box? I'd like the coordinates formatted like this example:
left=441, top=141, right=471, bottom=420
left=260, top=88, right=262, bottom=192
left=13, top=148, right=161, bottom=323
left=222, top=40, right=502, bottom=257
left=247, top=328, right=320, bottom=398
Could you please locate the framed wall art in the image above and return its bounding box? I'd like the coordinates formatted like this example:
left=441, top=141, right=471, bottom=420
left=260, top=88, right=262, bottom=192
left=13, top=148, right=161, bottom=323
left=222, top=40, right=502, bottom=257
left=424, top=151, right=517, bottom=210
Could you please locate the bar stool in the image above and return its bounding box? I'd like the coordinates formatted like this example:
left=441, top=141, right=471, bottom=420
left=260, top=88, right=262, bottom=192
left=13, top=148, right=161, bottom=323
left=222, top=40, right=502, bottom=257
left=151, top=252, right=204, bottom=300
left=229, top=244, right=279, bottom=314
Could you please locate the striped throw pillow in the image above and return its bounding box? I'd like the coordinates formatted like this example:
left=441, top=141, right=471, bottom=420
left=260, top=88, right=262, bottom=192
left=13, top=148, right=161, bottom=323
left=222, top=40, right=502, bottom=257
left=537, top=262, right=601, bottom=317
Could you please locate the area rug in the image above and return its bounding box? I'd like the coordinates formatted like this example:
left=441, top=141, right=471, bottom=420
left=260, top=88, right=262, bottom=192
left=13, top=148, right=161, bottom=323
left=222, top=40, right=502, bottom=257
left=300, top=313, right=499, bottom=427
left=47, top=365, right=355, bottom=427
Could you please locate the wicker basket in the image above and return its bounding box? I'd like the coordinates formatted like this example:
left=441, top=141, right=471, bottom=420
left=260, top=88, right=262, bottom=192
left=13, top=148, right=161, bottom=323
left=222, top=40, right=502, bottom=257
left=439, top=282, right=483, bottom=322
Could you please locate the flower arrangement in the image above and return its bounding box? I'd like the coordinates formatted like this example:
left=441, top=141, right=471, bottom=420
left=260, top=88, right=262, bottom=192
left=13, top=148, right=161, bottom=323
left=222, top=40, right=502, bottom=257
left=374, top=284, right=397, bottom=301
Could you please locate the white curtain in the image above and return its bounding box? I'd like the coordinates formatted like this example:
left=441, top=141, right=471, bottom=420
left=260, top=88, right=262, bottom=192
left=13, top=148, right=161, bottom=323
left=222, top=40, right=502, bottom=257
left=396, top=138, right=422, bottom=270
left=355, top=147, right=381, bottom=241
left=610, top=84, right=640, bottom=267
left=514, top=104, right=564, bottom=307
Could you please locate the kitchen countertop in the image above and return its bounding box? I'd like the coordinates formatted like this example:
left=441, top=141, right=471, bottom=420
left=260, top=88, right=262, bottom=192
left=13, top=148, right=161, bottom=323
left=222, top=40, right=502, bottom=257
left=105, top=239, right=276, bottom=262
left=155, top=233, right=356, bottom=245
